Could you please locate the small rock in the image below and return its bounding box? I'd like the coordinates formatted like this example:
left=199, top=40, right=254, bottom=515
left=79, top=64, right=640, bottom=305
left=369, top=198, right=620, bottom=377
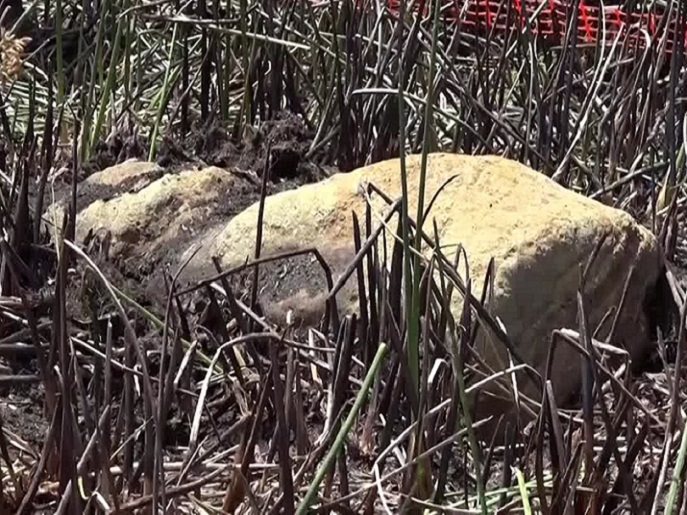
left=84, top=159, right=162, bottom=189
left=44, top=164, right=255, bottom=305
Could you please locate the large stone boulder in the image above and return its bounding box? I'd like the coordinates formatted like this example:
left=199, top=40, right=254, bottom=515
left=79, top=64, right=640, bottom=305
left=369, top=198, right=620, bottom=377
left=185, top=152, right=664, bottom=408
left=45, top=154, right=664, bottom=416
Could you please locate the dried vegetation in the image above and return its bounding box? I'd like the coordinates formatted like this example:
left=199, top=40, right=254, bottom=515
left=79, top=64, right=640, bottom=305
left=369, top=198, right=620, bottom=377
left=0, top=0, right=686, bottom=513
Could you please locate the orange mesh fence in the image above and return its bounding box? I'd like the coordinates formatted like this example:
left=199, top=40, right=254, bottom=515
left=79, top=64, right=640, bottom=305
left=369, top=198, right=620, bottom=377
left=318, top=0, right=687, bottom=54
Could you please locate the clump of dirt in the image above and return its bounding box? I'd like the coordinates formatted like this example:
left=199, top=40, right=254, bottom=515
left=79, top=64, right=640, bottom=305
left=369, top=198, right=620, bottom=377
left=157, top=111, right=330, bottom=186
left=0, top=383, right=50, bottom=446
left=73, top=111, right=334, bottom=207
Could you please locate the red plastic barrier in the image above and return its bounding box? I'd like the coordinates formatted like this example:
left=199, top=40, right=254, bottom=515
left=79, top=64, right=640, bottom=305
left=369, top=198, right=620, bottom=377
left=319, top=0, right=687, bottom=54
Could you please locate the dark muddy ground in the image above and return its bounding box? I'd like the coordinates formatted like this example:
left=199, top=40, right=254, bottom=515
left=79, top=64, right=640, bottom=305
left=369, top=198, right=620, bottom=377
left=82, top=110, right=331, bottom=186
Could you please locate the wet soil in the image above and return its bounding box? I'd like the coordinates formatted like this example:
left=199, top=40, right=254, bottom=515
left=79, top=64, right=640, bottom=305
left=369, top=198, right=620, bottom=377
left=0, top=383, right=50, bottom=446
left=80, top=110, right=331, bottom=186
left=157, top=111, right=329, bottom=184
left=81, top=128, right=149, bottom=178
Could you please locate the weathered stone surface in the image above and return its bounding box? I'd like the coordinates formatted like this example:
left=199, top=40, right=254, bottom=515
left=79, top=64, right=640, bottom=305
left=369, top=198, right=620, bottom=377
left=185, top=152, right=664, bottom=406
left=44, top=163, right=256, bottom=283
left=74, top=166, right=251, bottom=262
left=84, top=159, right=163, bottom=188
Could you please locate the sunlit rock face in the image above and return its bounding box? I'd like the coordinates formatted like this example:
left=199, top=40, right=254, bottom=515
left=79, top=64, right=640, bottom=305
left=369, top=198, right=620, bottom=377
left=190, top=152, right=663, bottom=408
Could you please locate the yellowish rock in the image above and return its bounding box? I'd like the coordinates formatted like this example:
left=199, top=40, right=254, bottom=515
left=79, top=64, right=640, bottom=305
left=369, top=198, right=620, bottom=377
left=84, top=159, right=162, bottom=188
left=43, top=166, right=243, bottom=271
left=190, top=153, right=663, bottom=407
left=75, top=166, right=238, bottom=260
left=43, top=160, right=163, bottom=233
